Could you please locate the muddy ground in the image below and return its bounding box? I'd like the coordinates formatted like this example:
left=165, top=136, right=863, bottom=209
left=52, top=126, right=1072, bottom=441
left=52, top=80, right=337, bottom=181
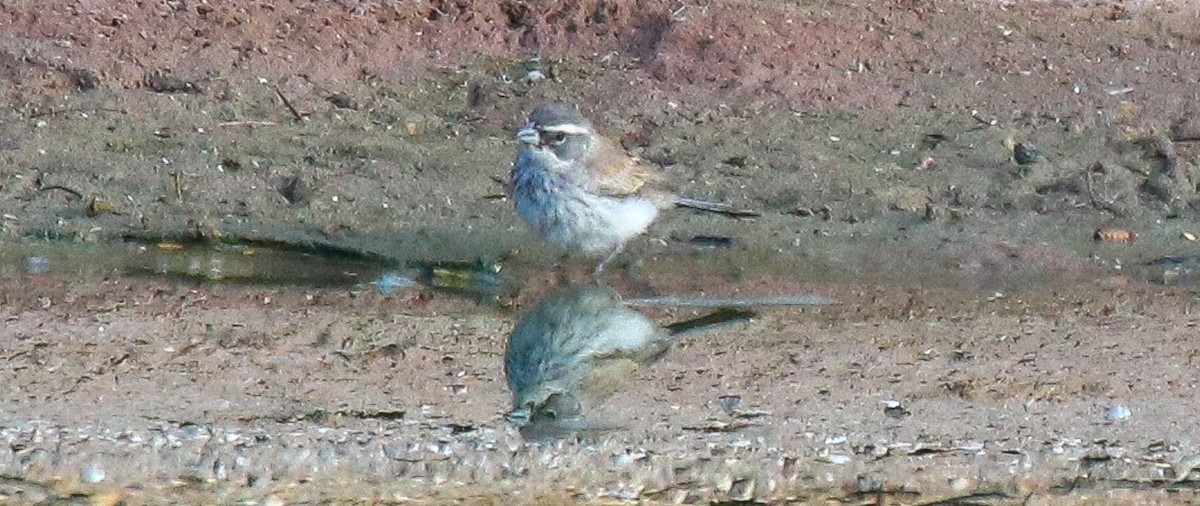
left=2, top=0, right=1200, bottom=504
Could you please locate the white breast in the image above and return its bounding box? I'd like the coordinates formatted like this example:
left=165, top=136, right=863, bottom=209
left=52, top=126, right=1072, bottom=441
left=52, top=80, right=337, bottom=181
left=512, top=153, right=658, bottom=256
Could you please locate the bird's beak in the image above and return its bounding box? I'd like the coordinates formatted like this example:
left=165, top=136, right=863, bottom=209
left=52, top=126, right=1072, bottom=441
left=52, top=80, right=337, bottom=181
left=516, top=122, right=540, bottom=145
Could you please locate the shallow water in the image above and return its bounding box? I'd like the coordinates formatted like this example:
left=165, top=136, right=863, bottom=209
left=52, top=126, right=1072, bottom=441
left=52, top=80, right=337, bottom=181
left=2, top=227, right=1194, bottom=302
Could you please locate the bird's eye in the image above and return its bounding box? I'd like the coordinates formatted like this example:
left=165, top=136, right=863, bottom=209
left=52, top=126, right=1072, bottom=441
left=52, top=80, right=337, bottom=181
left=548, top=132, right=567, bottom=145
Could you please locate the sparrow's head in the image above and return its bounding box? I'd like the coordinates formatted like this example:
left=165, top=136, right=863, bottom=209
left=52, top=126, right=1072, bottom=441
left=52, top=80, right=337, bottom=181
left=517, top=103, right=594, bottom=162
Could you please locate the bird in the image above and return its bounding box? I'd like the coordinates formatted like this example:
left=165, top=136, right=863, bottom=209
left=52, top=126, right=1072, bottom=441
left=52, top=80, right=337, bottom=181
left=509, top=103, right=759, bottom=273
left=503, top=283, right=754, bottom=436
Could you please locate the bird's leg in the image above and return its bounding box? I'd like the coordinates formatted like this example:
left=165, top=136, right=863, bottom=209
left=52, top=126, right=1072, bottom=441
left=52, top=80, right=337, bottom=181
left=552, top=252, right=570, bottom=270
left=593, top=244, right=626, bottom=275
left=549, top=253, right=593, bottom=285
left=553, top=252, right=574, bottom=285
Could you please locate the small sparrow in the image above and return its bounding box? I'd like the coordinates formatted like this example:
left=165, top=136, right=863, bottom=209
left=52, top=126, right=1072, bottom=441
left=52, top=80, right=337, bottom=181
left=510, top=103, right=758, bottom=273
left=503, top=283, right=753, bottom=435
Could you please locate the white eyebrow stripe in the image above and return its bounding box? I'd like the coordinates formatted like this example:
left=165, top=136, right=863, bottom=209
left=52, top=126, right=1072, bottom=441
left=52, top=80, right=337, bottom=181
left=540, top=124, right=591, bottom=135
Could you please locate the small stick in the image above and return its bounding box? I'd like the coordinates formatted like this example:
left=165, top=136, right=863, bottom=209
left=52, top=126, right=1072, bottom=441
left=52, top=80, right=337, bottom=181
left=626, top=294, right=836, bottom=308
left=38, top=185, right=84, bottom=200
left=27, top=107, right=125, bottom=119
left=218, top=120, right=277, bottom=127
left=273, top=86, right=305, bottom=122
left=172, top=171, right=183, bottom=201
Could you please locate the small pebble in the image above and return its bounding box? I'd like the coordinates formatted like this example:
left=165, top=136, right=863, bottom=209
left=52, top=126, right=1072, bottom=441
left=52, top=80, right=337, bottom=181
left=86, top=197, right=117, bottom=217
left=882, top=399, right=911, bottom=419
left=1174, top=455, right=1200, bottom=482
left=80, top=463, right=106, bottom=483
left=824, top=454, right=851, bottom=464
left=1106, top=404, right=1131, bottom=421
left=25, top=256, right=50, bottom=274
left=1013, top=142, right=1046, bottom=165
left=524, top=69, right=546, bottom=82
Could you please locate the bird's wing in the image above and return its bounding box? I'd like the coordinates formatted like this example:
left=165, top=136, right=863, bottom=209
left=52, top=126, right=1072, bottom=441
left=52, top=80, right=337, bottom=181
left=583, top=137, right=663, bottom=197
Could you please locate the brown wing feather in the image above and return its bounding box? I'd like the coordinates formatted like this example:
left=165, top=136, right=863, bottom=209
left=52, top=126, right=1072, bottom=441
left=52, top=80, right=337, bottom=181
left=583, top=136, right=663, bottom=197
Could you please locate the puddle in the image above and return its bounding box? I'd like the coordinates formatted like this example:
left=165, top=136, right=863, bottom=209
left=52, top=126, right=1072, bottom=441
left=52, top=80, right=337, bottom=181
left=1, top=227, right=1184, bottom=312
left=0, top=233, right=516, bottom=304
left=0, top=242, right=133, bottom=280
left=122, top=233, right=395, bottom=288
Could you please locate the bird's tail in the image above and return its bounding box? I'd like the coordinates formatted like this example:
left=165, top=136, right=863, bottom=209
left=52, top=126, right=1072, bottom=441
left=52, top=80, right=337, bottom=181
left=672, top=196, right=761, bottom=218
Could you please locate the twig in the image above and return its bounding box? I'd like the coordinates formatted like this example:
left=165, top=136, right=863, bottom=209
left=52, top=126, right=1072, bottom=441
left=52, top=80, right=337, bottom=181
left=273, top=86, right=305, bottom=122
left=218, top=120, right=277, bottom=127
left=171, top=171, right=183, bottom=201
left=913, top=492, right=1020, bottom=506
left=1085, top=169, right=1097, bottom=206
left=38, top=185, right=84, bottom=200
left=626, top=294, right=836, bottom=307
left=60, top=374, right=93, bottom=396
left=970, top=110, right=998, bottom=126
left=27, top=107, right=125, bottom=119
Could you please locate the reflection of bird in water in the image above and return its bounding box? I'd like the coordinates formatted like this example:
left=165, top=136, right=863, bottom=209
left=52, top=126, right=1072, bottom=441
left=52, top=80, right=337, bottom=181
left=503, top=283, right=754, bottom=436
